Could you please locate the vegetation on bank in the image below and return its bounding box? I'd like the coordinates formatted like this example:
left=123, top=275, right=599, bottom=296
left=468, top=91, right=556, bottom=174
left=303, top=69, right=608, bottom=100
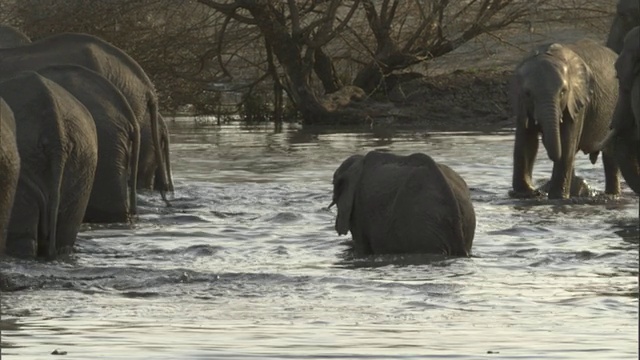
left=0, top=0, right=615, bottom=125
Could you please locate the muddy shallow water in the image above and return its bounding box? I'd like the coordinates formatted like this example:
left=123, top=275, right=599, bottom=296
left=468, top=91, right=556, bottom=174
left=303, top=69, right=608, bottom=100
left=1, top=118, right=638, bottom=359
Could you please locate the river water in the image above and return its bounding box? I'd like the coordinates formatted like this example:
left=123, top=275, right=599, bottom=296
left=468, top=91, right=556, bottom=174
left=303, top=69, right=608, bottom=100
left=1, top=118, right=638, bottom=359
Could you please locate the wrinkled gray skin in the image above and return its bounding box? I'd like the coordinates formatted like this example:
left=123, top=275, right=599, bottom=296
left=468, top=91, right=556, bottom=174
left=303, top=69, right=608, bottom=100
left=599, top=27, right=640, bottom=195
left=331, top=151, right=476, bottom=256
left=0, top=24, right=30, bottom=48
left=0, top=72, right=98, bottom=259
left=0, top=32, right=173, bottom=199
left=152, top=113, right=174, bottom=192
left=606, top=0, right=640, bottom=54
left=509, top=40, right=620, bottom=200
left=0, top=99, right=19, bottom=255
left=538, top=172, right=592, bottom=197
left=37, top=64, right=140, bottom=222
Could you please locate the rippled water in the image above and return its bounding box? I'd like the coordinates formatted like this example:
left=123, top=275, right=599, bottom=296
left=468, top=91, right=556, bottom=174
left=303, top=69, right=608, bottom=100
left=1, top=118, right=638, bottom=359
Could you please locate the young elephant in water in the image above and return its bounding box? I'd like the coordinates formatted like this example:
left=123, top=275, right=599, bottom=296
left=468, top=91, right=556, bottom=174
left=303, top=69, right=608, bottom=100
left=330, top=151, right=475, bottom=256
left=509, top=40, right=620, bottom=199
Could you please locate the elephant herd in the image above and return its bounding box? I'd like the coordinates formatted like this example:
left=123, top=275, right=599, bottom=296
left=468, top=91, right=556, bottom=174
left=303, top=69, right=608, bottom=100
left=331, top=4, right=640, bottom=257
left=0, top=3, right=638, bottom=262
left=0, top=27, right=173, bottom=259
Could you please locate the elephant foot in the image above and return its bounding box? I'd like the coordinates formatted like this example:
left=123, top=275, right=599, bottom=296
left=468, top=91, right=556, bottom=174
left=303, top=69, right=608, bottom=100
left=508, top=188, right=544, bottom=199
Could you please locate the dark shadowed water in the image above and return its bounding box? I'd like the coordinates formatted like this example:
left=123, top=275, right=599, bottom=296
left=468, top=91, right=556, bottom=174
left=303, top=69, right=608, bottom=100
left=1, top=118, right=638, bottom=359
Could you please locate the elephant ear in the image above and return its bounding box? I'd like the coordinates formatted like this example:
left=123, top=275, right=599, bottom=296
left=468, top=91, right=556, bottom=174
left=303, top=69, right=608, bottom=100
left=566, top=53, right=593, bottom=121
left=333, top=155, right=363, bottom=236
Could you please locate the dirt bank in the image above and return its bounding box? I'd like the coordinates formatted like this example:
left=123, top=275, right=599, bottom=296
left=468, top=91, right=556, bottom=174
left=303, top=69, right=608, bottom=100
left=386, top=69, right=513, bottom=130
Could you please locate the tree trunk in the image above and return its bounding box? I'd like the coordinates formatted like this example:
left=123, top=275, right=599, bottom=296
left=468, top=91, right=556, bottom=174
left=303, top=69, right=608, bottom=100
left=244, top=2, right=330, bottom=123
left=314, top=48, right=341, bottom=94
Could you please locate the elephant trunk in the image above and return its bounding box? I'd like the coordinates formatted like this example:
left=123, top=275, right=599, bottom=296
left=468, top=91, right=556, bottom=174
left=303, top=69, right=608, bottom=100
left=537, top=102, right=562, bottom=162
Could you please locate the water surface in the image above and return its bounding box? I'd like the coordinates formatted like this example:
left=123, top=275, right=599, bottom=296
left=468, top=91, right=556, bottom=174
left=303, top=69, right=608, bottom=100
left=1, top=119, right=638, bottom=359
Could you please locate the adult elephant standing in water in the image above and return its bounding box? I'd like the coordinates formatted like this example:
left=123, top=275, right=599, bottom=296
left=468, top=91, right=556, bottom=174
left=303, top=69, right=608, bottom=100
left=0, top=72, right=98, bottom=259
left=509, top=40, right=620, bottom=200
left=38, top=64, right=140, bottom=222
left=330, top=151, right=475, bottom=257
left=0, top=99, right=19, bottom=255
left=599, top=27, right=640, bottom=195
left=0, top=32, right=173, bottom=199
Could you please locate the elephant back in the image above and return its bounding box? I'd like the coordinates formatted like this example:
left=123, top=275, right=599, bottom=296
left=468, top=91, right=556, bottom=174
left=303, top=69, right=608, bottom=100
left=354, top=151, right=474, bottom=256
left=0, top=24, right=30, bottom=48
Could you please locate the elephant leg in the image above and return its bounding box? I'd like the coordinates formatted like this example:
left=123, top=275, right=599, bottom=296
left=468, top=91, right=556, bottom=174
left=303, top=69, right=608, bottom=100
left=510, top=125, right=541, bottom=198
left=612, top=136, right=640, bottom=195
left=6, top=177, right=47, bottom=258
left=602, top=151, right=621, bottom=195
left=631, top=80, right=640, bottom=146
left=547, top=122, right=578, bottom=199
left=548, top=160, right=574, bottom=199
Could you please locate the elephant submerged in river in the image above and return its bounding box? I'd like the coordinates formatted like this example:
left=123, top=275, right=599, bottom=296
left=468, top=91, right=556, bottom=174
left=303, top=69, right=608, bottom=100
left=509, top=39, right=620, bottom=200
left=0, top=72, right=98, bottom=259
left=37, top=64, right=140, bottom=222
left=0, top=99, right=19, bottom=255
left=330, top=151, right=475, bottom=257
left=0, top=32, right=173, bottom=198
left=537, top=172, right=592, bottom=198
left=599, top=26, right=640, bottom=195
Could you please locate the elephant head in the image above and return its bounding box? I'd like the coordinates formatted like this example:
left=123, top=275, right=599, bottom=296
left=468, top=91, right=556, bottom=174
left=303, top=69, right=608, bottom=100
left=511, top=43, right=592, bottom=163
left=537, top=172, right=592, bottom=197
left=606, top=0, right=640, bottom=54
left=330, top=151, right=475, bottom=256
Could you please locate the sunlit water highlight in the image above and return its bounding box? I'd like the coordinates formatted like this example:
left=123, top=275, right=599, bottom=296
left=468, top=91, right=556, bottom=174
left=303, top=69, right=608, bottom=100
left=1, top=119, right=638, bottom=359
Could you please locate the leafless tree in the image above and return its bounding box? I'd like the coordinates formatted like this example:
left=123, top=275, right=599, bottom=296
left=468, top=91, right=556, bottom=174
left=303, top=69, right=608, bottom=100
left=6, top=0, right=230, bottom=114
left=0, top=0, right=616, bottom=124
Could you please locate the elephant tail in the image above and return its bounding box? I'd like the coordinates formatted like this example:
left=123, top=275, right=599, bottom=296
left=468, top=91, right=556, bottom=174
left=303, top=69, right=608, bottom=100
left=45, top=154, right=64, bottom=259
left=162, top=125, right=174, bottom=192
left=128, top=120, right=141, bottom=217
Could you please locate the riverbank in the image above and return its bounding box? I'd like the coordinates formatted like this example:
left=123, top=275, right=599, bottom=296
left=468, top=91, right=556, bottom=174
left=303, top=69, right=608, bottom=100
left=385, top=69, right=513, bottom=130
left=343, top=18, right=612, bottom=131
